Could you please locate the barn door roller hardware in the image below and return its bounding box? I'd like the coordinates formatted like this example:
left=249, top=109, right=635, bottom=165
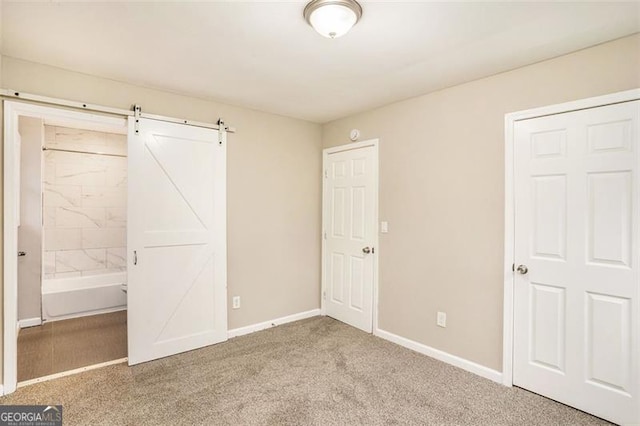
left=132, top=104, right=235, bottom=142
left=0, top=90, right=236, bottom=136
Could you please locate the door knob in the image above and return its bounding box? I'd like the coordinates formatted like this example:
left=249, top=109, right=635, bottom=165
left=17, top=251, right=26, bottom=257
left=516, top=264, right=528, bottom=275
left=362, top=247, right=371, bottom=254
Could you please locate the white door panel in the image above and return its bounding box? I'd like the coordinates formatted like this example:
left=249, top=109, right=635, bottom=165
left=513, top=101, right=639, bottom=425
left=127, top=118, right=227, bottom=365
left=323, top=144, right=377, bottom=333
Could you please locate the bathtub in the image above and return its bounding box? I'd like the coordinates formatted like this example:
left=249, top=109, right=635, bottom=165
left=42, top=272, right=127, bottom=322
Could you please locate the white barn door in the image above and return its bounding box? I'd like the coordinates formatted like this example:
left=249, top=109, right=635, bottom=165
left=513, top=101, right=639, bottom=424
left=323, top=142, right=377, bottom=333
left=127, top=117, right=227, bottom=365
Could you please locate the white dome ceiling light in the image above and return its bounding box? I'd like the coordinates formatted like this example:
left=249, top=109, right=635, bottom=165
left=304, top=0, right=363, bottom=39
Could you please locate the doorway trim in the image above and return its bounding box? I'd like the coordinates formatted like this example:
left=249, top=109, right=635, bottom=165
left=321, top=139, right=380, bottom=333
left=502, top=88, right=640, bottom=388
left=3, top=100, right=127, bottom=395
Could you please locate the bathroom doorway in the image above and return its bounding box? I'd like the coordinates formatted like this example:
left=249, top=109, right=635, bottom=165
left=4, top=98, right=230, bottom=394
left=7, top=102, right=129, bottom=388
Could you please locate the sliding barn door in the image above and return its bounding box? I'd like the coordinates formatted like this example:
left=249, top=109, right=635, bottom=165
left=513, top=101, right=639, bottom=425
left=127, top=117, right=227, bottom=365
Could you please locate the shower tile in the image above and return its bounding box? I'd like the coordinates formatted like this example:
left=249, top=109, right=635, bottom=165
left=46, top=150, right=101, bottom=166
left=43, top=162, right=56, bottom=186
left=107, top=248, right=127, bottom=269
left=82, top=228, right=126, bottom=249
left=81, top=186, right=127, bottom=208
left=105, top=167, right=127, bottom=187
left=43, top=251, right=56, bottom=274
left=106, top=208, right=126, bottom=227
left=54, top=126, right=107, bottom=148
left=43, top=207, right=56, bottom=229
left=54, top=254, right=77, bottom=273
left=55, top=162, right=107, bottom=186
left=42, top=126, right=128, bottom=278
left=56, top=207, right=105, bottom=228
left=43, top=184, right=82, bottom=207
left=44, top=125, right=56, bottom=143
left=105, top=133, right=128, bottom=156
left=106, top=132, right=127, bottom=145
left=56, top=249, right=106, bottom=273
left=106, top=156, right=127, bottom=169
left=44, top=228, right=82, bottom=251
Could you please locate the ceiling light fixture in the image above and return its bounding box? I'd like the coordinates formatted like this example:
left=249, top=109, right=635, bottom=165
left=304, top=0, right=362, bottom=39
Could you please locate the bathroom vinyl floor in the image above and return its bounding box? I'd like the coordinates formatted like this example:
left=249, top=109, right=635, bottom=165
left=17, top=310, right=127, bottom=382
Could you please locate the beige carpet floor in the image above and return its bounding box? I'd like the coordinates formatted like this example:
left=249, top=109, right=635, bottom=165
left=0, top=316, right=609, bottom=425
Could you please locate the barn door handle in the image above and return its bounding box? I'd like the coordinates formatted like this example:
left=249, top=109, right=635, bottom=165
left=133, top=250, right=137, bottom=265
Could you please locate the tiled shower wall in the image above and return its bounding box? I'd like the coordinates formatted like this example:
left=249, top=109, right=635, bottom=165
left=43, top=126, right=127, bottom=279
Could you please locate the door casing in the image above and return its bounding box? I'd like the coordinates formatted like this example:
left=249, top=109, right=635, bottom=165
left=2, top=101, right=127, bottom=394
left=503, top=89, right=640, bottom=399
left=321, top=139, right=379, bottom=333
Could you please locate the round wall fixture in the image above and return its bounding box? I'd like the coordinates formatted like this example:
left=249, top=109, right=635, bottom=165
left=304, top=0, right=363, bottom=39
left=350, top=129, right=360, bottom=141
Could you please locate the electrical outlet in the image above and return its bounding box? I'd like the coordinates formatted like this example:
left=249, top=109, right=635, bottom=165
left=232, top=296, right=241, bottom=309
left=437, top=311, right=447, bottom=328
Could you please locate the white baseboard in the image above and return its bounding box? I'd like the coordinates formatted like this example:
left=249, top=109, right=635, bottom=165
left=228, top=309, right=321, bottom=339
left=18, top=317, right=42, bottom=329
left=374, top=328, right=503, bottom=384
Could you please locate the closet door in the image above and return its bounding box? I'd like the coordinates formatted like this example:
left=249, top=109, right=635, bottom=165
left=513, top=101, right=640, bottom=425
left=127, top=117, right=227, bottom=365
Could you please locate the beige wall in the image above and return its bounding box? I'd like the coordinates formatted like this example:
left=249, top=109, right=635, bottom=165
left=0, top=57, right=322, bottom=347
left=322, top=34, right=640, bottom=371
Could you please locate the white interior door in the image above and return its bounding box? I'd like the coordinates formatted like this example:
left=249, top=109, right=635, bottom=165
left=127, top=117, right=227, bottom=365
left=513, top=101, right=640, bottom=425
left=323, top=142, right=377, bottom=333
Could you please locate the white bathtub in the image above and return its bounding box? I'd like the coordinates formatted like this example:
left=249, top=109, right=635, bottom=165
left=42, top=272, right=127, bottom=322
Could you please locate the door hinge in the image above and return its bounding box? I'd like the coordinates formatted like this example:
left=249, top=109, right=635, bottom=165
left=324, top=169, right=328, bottom=178
left=323, top=291, right=326, bottom=300
left=323, top=231, right=327, bottom=240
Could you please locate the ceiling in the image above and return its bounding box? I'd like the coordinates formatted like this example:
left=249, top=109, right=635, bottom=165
left=1, top=1, right=639, bottom=123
